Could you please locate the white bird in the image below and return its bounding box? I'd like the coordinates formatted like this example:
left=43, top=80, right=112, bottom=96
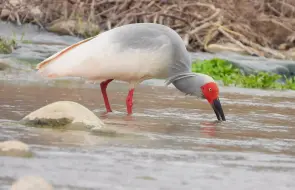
left=36, top=23, right=226, bottom=121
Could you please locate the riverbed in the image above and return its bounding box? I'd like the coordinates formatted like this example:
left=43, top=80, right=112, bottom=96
left=1, top=21, right=295, bottom=189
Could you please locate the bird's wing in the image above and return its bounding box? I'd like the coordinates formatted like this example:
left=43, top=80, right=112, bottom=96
left=36, top=35, right=98, bottom=70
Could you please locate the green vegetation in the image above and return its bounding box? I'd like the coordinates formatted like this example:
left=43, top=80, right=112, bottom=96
left=0, top=37, right=17, bottom=54
left=192, top=58, right=295, bottom=90
left=0, top=32, right=32, bottom=54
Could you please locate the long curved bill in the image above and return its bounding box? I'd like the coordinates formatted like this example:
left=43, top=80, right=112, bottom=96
left=211, top=98, right=226, bottom=121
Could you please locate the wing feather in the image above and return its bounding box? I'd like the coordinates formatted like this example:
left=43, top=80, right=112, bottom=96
left=36, top=35, right=97, bottom=70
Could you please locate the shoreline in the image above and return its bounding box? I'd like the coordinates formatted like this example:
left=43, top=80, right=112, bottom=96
left=1, top=20, right=295, bottom=91
left=0, top=0, right=295, bottom=60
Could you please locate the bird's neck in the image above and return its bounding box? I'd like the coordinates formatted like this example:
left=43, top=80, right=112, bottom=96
left=165, top=72, right=215, bottom=97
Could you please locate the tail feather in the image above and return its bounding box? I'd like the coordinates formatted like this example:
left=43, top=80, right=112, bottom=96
left=36, top=35, right=98, bottom=70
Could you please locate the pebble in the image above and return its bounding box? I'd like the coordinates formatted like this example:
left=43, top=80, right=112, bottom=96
left=0, top=140, right=32, bottom=157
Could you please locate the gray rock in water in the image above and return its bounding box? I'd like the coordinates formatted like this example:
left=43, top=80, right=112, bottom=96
left=191, top=52, right=295, bottom=78
left=0, top=140, right=32, bottom=157
left=11, top=176, right=53, bottom=190
left=0, top=60, right=10, bottom=70
left=21, top=101, right=105, bottom=130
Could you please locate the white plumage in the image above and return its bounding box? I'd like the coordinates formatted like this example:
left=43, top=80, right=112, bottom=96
left=36, top=23, right=226, bottom=121
left=38, top=24, right=175, bottom=87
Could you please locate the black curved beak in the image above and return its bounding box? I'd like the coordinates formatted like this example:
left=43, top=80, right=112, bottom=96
left=211, top=98, right=226, bottom=121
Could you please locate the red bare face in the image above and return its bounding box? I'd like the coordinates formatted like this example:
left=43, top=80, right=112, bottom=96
left=201, top=82, right=219, bottom=104
left=200, top=82, right=226, bottom=121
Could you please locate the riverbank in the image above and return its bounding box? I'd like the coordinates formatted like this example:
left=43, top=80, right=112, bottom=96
left=1, top=0, right=295, bottom=60
left=2, top=21, right=295, bottom=91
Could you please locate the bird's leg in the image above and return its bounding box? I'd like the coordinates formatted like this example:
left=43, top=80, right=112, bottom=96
left=126, top=88, right=135, bottom=115
left=100, top=79, right=114, bottom=113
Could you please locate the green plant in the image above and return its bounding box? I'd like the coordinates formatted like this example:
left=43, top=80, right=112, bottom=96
left=0, top=32, right=34, bottom=54
left=192, top=58, right=295, bottom=90
left=20, top=32, right=32, bottom=44
left=282, top=76, right=295, bottom=90
left=192, top=58, right=241, bottom=86
left=0, top=37, right=17, bottom=54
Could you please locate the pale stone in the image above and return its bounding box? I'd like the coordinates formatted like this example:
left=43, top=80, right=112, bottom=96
left=0, top=9, right=10, bottom=18
left=47, top=20, right=100, bottom=37
left=11, top=176, right=53, bottom=190
left=0, top=61, right=10, bottom=70
left=206, top=43, right=249, bottom=55
left=287, top=48, right=295, bottom=60
left=278, top=43, right=290, bottom=50
left=21, top=101, right=105, bottom=130
left=30, top=6, right=42, bottom=18
left=0, top=140, right=32, bottom=157
left=8, top=0, right=23, bottom=6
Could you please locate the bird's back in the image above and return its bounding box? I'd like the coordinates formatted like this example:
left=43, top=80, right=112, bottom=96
left=37, top=23, right=191, bottom=82
left=99, top=23, right=191, bottom=80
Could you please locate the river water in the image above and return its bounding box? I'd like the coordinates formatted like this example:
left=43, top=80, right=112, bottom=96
left=1, top=22, right=295, bottom=189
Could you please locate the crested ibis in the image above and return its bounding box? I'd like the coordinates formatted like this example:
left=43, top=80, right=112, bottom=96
left=36, top=23, right=226, bottom=121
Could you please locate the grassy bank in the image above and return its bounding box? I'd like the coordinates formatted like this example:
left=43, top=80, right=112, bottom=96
left=192, top=58, right=295, bottom=90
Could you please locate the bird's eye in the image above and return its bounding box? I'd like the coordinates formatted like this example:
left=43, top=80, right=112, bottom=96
left=208, top=88, right=212, bottom=92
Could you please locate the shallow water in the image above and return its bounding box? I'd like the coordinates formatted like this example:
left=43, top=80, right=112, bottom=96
left=1, top=80, right=295, bottom=189
left=1, top=21, right=295, bottom=189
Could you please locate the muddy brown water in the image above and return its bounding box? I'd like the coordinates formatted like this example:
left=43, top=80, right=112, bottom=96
left=1, top=78, right=295, bottom=190
left=1, top=21, right=295, bottom=189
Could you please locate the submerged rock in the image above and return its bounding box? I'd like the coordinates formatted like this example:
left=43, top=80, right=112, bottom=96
left=21, top=101, right=105, bottom=130
left=0, top=140, right=32, bottom=157
left=0, top=60, right=10, bottom=70
left=11, top=175, right=53, bottom=190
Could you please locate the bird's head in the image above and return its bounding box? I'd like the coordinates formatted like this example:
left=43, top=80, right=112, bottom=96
left=200, top=81, right=226, bottom=121
left=171, top=73, right=226, bottom=121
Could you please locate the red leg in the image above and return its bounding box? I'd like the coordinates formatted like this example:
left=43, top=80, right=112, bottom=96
left=126, top=88, right=135, bottom=115
left=100, top=79, right=114, bottom=112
